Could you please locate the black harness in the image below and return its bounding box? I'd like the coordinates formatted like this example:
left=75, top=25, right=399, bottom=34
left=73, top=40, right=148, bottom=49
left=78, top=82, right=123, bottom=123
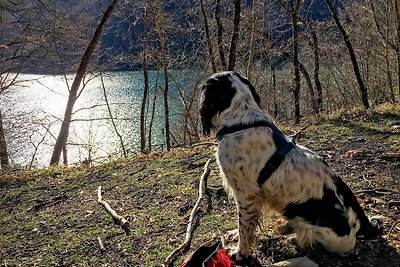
left=216, top=120, right=295, bottom=186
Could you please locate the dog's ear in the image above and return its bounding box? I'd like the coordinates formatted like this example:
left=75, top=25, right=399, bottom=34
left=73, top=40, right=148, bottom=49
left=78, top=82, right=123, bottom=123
left=234, top=72, right=261, bottom=106
left=199, top=75, right=236, bottom=136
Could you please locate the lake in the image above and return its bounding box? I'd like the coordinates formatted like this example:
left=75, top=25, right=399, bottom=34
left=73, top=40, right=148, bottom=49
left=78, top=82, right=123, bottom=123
left=0, top=70, right=199, bottom=167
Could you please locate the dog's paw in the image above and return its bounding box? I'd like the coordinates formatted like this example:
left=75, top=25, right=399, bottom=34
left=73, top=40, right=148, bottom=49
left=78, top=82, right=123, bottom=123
left=225, top=229, right=239, bottom=242
left=369, top=216, right=384, bottom=236
left=228, top=248, right=247, bottom=263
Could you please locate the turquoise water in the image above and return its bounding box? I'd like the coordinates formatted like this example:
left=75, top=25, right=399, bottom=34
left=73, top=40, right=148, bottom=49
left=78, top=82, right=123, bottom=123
left=0, top=70, right=199, bottom=166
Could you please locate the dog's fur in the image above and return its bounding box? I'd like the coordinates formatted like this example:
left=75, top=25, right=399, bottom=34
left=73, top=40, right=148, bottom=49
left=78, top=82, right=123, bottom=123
left=199, top=71, right=381, bottom=261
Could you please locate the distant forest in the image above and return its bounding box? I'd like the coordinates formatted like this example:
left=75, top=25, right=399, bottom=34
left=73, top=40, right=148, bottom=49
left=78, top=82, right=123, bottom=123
left=1, top=0, right=399, bottom=167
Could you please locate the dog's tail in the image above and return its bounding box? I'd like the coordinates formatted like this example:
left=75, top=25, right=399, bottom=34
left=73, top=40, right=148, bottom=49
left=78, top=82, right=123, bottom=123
left=333, top=175, right=383, bottom=239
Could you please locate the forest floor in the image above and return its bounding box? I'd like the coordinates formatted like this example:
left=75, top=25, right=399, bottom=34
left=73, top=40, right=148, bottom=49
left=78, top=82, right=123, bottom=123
left=0, top=104, right=399, bottom=267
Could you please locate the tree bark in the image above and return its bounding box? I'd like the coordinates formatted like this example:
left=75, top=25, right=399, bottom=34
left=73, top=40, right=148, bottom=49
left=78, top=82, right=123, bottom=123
left=247, top=0, right=258, bottom=82
left=310, top=30, right=323, bottom=111
left=200, top=0, right=217, bottom=73
left=215, top=0, right=227, bottom=70
left=148, top=70, right=160, bottom=150
left=271, top=61, right=278, bottom=118
left=385, top=0, right=395, bottom=103
left=324, top=0, right=370, bottom=109
left=292, top=4, right=301, bottom=124
left=140, top=3, right=150, bottom=152
left=49, top=0, right=118, bottom=165
left=228, top=0, right=241, bottom=71
left=155, top=1, right=171, bottom=150
left=394, top=0, right=400, bottom=97
left=0, top=111, right=9, bottom=168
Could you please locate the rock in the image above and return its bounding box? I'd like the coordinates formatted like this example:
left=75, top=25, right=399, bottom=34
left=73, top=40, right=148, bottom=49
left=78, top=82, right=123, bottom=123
left=268, top=256, right=318, bottom=267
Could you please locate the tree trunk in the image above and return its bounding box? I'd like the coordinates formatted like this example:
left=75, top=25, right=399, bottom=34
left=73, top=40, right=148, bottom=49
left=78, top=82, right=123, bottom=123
left=370, top=0, right=395, bottom=102
left=386, top=0, right=395, bottom=103
left=258, top=28, right=316, bottom=115
left=310, top=30, right=323, bottom=111
left=228, top=0, right=241, bottom=71
left=101, top=74, right=127, bottom=158
left=148, top=69, right=160, bottom=150
left=49, top=0, right=118, bottom=165
left=155, top=1, right=171, bottom=150
left=394, top=0, right=400, bottom=97
left=247, top=0, right=258, bottom=82
left=0, top=111, right=9, bottom=169
left=200, top=0, right=217, bottom=73
left=271, top=61, right=278, bottom=118
left=292, top=5, right=301, bottom=124
left=140, top=3, right=150, bottom=152
left=215, top=0, right=227, bottom=70
left=324, top=0, right=370, bottom=109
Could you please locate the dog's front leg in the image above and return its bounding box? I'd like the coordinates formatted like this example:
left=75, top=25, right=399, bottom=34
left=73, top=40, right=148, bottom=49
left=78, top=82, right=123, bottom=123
left=230, top=192, right=262, bottom=262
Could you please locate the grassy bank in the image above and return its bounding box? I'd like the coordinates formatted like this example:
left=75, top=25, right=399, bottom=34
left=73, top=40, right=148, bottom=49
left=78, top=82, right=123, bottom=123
left=1, top=104, right=399, bottom=266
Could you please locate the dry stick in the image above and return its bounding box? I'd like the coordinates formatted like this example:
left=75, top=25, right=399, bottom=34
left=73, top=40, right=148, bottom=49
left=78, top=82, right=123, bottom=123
left=289, top=123, right=312, bottom=141
left=388, top=220, right=399, bottom=236
left=162, top=159, right=212, bottom=267
left=97, top=236, right=105, bottom=252
left=97, top=185, right=130, bottom=235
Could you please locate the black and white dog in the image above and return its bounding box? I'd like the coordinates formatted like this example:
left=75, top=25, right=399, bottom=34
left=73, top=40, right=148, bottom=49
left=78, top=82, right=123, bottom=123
left=199, top=71, right=381, bottom=261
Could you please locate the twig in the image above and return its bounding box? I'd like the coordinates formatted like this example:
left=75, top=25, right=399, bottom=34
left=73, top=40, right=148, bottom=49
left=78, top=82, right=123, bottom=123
left=355, top=188, right=394, bottom=195
left=162, top=159, right=212, bottom=267
left=388, top=220, right=399, bottom=236
left=289, top=123, right=312, bottom=141
left=129, top=163, right=146, bottom=176
left=97, top=185, right=130, bottom=235
left=97, top=236, right=105, bottom=252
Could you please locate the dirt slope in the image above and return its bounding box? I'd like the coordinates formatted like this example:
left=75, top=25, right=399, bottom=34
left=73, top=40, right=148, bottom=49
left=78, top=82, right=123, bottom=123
left=1, top=105, right=399, bottom=266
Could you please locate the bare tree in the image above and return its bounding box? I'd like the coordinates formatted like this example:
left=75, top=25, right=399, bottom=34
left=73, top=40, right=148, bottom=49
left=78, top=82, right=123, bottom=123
left=0, top=111, right=9, bottom=168
left=100, top=73, right=127, bottom=158
left=140, top=2, right=151, bottom=152
left=290, top=0, right=302, bottom=124
left=50, top=0, right=119, bottom=165
left=394, top=0, right=400, bottom=97
left=324, top=0, right=370, bottom=109
left=200, top=0, right=217, bottom=72
left=246, top=0, right=258, bottom=82
left=228, top=0, right=241, bottom=71
left=215, top=0, right=227, bottom=70
left=155, top=0, right=171, bottom=150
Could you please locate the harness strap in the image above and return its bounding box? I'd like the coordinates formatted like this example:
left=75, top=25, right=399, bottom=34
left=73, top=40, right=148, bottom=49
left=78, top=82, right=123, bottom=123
left=216, top=120, right=295, bottom=186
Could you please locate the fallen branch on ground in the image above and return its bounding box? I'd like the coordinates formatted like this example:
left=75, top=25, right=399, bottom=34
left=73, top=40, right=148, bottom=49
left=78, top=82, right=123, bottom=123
left=97, top=236, right=105, bottom=252
left=162, top=159, right=212, bottom=267
left=356, top=188, right=396, bottom=195
left=388, top=220, right=399, bottom=236
left=97, top=185, right=130, bottom=235
left=289, top=123, right=312, bottom=141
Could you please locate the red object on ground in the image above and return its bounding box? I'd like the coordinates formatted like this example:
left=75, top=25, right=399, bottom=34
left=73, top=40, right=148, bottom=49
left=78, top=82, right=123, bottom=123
left=179, top=241, right=234, bottom=267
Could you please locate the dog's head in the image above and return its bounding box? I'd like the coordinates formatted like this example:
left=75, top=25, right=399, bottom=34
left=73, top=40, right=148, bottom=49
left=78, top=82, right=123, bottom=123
left=199, top=71, right=260, bottom=135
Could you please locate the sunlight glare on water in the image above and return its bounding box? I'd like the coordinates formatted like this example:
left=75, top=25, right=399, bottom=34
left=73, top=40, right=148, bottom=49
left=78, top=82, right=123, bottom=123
left=0, top=71, right=186, bottom=167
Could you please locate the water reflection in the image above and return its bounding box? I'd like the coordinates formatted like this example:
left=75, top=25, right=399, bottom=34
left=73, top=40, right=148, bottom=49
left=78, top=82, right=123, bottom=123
left=0, top=71, right=189, bottom=167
